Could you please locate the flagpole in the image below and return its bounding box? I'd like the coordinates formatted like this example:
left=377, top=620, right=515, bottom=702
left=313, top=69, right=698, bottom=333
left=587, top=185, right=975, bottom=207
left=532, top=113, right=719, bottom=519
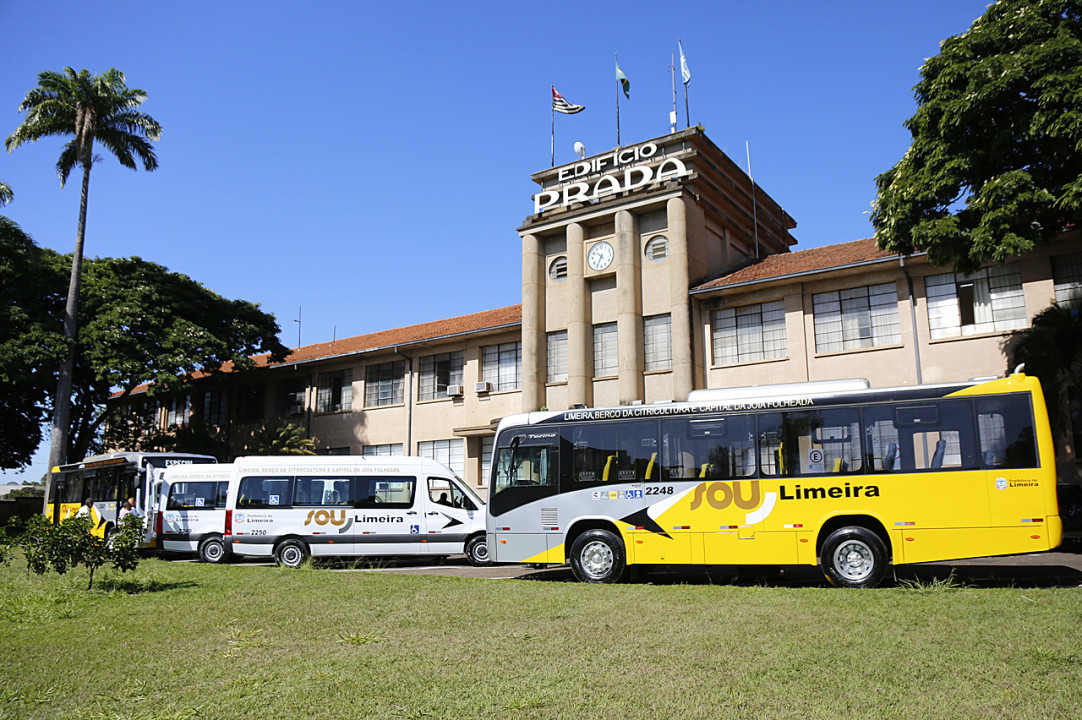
left=680, top=38, right=691, bottom=128
left=551, top=102, right=555, bottom=167
left=670, top=53, right=677, bottom=133
left=615, top=53, right=621, bottom=147
left=684, top=82, right=690, bottom=129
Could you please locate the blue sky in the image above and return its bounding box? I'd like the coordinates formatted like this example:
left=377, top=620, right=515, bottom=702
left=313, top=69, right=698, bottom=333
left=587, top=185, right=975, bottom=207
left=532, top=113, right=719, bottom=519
left=1, top=0, right=993, bottom=478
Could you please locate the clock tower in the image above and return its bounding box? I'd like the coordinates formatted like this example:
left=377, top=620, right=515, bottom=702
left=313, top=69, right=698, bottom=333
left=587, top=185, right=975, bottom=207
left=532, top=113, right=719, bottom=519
left=518, top=127, right=797, bottom=412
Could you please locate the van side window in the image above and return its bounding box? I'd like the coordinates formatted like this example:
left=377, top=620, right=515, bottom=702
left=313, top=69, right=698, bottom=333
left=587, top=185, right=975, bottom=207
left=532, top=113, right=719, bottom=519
left=293, top=476, right=351, bottom=506
left=354, top=476, right=416, bottom=509
left=237, top=476, right=293, bottom=508
left=427, top=477, right=475, bottom=510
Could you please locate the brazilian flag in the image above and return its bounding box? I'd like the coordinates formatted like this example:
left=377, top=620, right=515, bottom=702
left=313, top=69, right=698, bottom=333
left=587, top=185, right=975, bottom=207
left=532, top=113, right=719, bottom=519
left=615, top=61, right=630, bottom=99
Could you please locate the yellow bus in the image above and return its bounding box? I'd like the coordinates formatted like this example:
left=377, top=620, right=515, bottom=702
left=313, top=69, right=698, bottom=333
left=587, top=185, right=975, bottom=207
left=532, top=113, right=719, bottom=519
left=485, top=371, right=1062, bottom=587
left=47, top=452, right=216, bottom=546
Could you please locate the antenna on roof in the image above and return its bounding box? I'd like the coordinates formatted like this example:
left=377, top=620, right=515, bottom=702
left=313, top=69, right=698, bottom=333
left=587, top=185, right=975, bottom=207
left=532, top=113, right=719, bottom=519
left=293, top=306, right=301, bottom=347
left=746, top=141, right=760, bottom=260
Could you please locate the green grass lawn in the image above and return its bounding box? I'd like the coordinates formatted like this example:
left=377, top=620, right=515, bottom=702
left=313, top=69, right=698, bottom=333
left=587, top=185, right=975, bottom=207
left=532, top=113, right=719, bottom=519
left=0, top=556, right=1079, bottom=720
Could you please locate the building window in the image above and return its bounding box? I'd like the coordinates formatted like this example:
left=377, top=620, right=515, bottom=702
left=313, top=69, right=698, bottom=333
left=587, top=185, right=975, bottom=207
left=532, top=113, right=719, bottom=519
left=279, top=378, right=307, bottom=417
left=813, top=283, right=901, bottom=353
left=712, top=300, right=787, bottom=366
left=926, top=265, right=1027, bottom=339
left=419, top=352, right=464, bottom=401
left=418, top=439, right=464, bottom=477
left=481, top=436, right=494, bottom=487
left=201, top=390, right=228, bottom=426
left=644, top=236, right=669, bottom=262
left=362, top=443, right=403, bottom=457
left=482, top=342, right=521, bottom=391
left=364, top=362, right=404, bottom=407
left=317, top=370, right=353, bottom=413
left=547, top=331, right=568, bottom=383
left=236, top=384, right=265, bottom=423
left=549, top=256, right=567, bottom=281
left=643, top=314, right=672, bottom=371
left=1053, top=252, right=1082, bottom=310
left=593, top=322, right=618, bottom=377
left=167, top=395, right=191, bottom=429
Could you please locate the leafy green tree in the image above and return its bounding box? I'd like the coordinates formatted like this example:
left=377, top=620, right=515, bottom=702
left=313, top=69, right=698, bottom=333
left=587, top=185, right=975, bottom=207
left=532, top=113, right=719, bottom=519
left=49, top=252, right=289, bottom=462
left=0, top=216, right=66, bottom=468
left=0, top=179, right=12, bottom=206
left=6, top=68, right=163, bottom=470
left=1007, top=304, right=1082, bottom=441
left=251, top=419, right=316, bottom=455
left=8, top=481, right=45, bottom=499
left=872, top=1, right=1082, bottom=273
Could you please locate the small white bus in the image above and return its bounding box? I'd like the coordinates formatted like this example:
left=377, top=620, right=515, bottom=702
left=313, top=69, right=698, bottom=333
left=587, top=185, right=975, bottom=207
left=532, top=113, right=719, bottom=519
left=160, top=464, right=234, bottom=563
left=224, top=456, right=489, bottom=568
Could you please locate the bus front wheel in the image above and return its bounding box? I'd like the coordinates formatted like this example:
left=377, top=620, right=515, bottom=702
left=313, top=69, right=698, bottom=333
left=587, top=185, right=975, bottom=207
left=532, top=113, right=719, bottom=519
left=820, top=526, right=888, bottom=588
left=275, top=539, right=309, bottom=569
left=570, top=529, right=626, bottom=583
left=199, top=536, right=226, bottom=564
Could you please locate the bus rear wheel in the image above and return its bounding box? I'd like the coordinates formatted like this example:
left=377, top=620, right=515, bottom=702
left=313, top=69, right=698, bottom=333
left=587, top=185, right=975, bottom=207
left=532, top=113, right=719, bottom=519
left=570, top=529, right=626, bottom=583
left=820, top=526, right=888, bottom=588
left=199, top=536, right=226, bottom=564
left=275, top=539, right=309, bottom=569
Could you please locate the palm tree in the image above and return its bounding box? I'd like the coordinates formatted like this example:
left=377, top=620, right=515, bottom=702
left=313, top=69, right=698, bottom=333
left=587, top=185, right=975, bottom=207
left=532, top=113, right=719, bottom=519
left=6, top=68, right=162, bottom=469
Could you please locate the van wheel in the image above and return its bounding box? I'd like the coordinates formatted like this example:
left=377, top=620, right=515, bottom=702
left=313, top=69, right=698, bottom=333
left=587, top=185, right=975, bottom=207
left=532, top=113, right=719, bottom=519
left=199, top=536, right=226, bottom=564
left=275, top=539, right=309, bottom=569
left=464, top=535, right=490, bottom=566
left=569, top=529, right=626, bottom=583
left=820, top=526, right=888, bottom=588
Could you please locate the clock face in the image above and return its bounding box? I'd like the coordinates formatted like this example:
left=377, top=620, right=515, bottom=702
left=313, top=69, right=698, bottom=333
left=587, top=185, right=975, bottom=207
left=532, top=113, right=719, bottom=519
left=588, top=241, right=614, bottom=271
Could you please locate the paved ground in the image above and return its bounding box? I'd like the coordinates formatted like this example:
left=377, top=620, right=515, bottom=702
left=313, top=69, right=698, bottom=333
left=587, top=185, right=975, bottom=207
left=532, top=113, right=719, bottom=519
left=337, top=542, right=1082, bottom=587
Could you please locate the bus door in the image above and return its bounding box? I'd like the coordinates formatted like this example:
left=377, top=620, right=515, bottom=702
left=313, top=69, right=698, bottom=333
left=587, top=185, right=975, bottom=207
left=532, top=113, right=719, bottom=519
left=489, top=429, right=560, bottom=563
left=561, top=420, right=659, bottom=563
left=422, top=476, right=479, bottom=555
left=659, top=415, right=761, bottom=565
left=351, top=475, right=419, bottom=556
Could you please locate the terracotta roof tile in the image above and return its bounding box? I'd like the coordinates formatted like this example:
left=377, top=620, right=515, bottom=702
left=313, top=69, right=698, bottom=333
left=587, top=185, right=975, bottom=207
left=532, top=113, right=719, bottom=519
left=693, top=238, right=898, bottom=292
left=120, top=304, right=522, bottom=397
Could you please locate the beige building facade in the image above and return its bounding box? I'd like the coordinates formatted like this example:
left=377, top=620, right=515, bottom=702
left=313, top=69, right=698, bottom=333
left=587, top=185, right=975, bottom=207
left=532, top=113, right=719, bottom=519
left=116, top=128, right=1082, bottom=492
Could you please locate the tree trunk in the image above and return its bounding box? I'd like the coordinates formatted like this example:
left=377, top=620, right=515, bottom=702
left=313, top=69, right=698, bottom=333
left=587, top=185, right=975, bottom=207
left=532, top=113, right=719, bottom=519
left=48, top=161, right=92, bottom=470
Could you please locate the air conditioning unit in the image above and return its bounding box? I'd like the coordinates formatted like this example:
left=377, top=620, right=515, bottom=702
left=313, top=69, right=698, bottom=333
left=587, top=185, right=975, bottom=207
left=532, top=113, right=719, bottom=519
left=446, top=384, right=463, bottom=397
left=475, top=381, right=492, bottom=393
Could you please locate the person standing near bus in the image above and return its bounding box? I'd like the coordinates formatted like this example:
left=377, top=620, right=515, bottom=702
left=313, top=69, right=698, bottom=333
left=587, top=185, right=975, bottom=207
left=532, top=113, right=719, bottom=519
left=76, top=498, right=94, bottom=518
left=118, top=501, right=133, bottom=522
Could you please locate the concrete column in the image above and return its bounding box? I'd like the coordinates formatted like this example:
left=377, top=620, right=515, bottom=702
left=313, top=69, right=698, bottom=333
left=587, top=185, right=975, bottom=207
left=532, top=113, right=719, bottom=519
left=668, top=196, right=693, bottom=401
left=566, top=223, right=591, bottom=407
left=615, top=209, right=644, bottom=404
left=521, top=233, right=545, bottom=411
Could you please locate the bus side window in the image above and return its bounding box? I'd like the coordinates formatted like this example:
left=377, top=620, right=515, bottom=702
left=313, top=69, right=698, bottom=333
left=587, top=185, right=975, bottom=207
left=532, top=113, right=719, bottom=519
left=662, top=416, right=755, bottom=480
left=977, top=396, right=1037, bottom=469
left=758, top=409, right=861, bottom=476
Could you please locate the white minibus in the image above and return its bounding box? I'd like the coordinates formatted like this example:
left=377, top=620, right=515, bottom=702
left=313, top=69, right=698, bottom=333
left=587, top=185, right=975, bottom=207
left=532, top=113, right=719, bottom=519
left=224, top=456, right=489, bottom=568
left=160, top=464, right=234, bottom=563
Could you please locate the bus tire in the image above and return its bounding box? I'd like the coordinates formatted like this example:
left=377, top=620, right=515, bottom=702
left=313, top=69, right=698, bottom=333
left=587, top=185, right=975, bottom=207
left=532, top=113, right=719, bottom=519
left=275, top=539, right=309, bottom=569
left=569, top=529, right=626, bottom=583
left=464, top=535, right=490, bottom=566
left=820, top=526, right=888, bottom=588
left=199, top=536, right=226, bottom=564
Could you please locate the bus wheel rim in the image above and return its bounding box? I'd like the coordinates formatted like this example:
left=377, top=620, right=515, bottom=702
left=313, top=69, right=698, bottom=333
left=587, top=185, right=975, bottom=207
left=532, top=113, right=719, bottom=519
left=581, top=540, right=614, bottom=578
left=833, top=540, right=873, bottom=580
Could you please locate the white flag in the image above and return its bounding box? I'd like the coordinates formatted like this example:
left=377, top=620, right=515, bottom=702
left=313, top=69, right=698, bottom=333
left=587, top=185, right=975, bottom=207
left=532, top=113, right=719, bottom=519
left=679, top=39, right=691, bottom=86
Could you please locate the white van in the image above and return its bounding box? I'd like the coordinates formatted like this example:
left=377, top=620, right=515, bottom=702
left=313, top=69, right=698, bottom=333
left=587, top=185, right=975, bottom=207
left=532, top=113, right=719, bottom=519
left=224, top=456, right=489, bottom=568
left=160, top=464, right=234, bottom=563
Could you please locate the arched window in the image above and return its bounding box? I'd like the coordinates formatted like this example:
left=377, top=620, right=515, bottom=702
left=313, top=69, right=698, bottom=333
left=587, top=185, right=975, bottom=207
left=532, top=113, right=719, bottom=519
left=549, top=256, right=568, bottom=281
left=645, top=236, right=669, bottom=262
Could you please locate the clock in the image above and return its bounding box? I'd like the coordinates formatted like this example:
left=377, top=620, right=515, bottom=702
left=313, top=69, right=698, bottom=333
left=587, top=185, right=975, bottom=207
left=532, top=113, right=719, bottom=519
left=587, top=241, right=614, bottom=271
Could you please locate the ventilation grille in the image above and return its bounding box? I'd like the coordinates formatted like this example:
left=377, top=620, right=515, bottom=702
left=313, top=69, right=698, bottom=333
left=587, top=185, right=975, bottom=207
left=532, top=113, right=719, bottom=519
left=540, top=508, right=559, bottom=526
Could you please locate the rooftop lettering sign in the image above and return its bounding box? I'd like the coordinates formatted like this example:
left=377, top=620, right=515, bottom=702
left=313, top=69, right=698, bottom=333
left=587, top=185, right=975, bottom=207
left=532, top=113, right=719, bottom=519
left=533, top=140, right=691, bottom=214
